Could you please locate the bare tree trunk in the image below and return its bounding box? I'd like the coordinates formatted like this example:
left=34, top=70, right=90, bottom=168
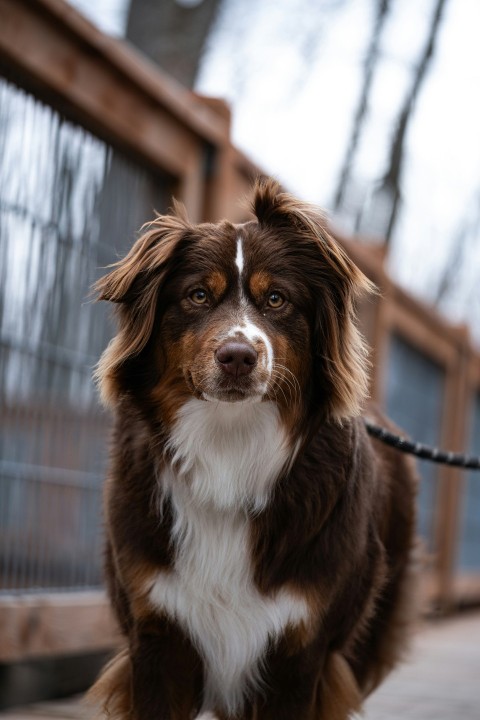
left=125, top=0, right=222, bottom=88
left=379, top=0, right=448, bottom=245
left=333, top=0, right=391, bottom=211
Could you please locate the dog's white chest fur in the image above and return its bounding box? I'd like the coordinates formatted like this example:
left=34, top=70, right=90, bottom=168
left=148, top=399, right=309, bottom=714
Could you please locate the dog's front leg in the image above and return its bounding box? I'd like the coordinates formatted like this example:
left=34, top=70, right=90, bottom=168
left=256, top=643, right=361, bottom=720
left=131, top=616, right=203, bottom=720
left=252, top=640, right=325, bottom=720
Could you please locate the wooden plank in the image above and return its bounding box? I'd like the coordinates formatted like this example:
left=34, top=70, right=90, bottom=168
left=390, top=283, right=467, bottom=358
left=433, top=349, right=471, bottom=611
left=388, top=300, right=458, bottom=369
left=0, top=592, right=119, bottom=662
left=468, top=348, right=480, bottom=389
left=453, top=574, right=480, bottom=607
left=0, top=1, right=192, bottom=177
left=33, top=0, right=229, bottom=145
left=177, top=145, right=206, bottom=223
left=0, top=0, right=233, bottom=195
left=0, top=698, right=87, bottom=719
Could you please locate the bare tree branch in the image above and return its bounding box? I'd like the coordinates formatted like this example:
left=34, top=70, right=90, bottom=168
left=333, top=0, right=391, bottom=211
left=434, top=191, right=480, bottom=305
left=378, top=0, right=448, bottom=245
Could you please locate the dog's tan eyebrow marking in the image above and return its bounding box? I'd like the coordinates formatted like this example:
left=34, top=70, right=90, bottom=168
left=249, top=271, right=272, bottom=300
left=206, top=271, right=227, bottom=298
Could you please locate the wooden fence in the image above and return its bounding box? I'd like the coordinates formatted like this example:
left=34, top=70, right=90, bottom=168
left=0, top=0, right=478, bottom=667
left=342, top=238, right=480, bottom=612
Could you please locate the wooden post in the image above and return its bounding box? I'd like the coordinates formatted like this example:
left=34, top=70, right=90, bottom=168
left=432, top=328, right=471, bottom=612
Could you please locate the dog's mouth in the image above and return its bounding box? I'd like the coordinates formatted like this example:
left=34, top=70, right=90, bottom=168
left=187, top=370, right=268, bottom=404
left=203, top=389, right=262, bottom=404
left=203, top=376, right=267, bottom=403
left=207, top=386, right=267, bottom=404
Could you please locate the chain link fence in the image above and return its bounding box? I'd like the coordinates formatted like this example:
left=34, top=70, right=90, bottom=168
left=0, top=78, right=170, bottom=594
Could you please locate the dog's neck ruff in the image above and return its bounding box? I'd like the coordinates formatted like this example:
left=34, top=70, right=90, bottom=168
left=150, top=398, right=309, bottom=714
left=164, top=397, right=291, bottom=512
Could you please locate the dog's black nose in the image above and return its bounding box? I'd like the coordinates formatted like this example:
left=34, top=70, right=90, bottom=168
left=215, top=342, right=258, bottom=377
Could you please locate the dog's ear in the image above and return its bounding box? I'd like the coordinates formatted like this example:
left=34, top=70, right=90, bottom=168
left=253, top=177, right=375, bottom=423
left=95, top=203, right=187, bottom=303
left=95, top=208, right=188, bottom=406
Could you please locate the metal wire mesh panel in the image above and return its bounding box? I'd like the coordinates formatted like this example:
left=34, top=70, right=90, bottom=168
left=457, top=392, right=480, bottom=571
left=0, top=78, right=172, bottom=593
left=384, top=334, right=445, bottom=550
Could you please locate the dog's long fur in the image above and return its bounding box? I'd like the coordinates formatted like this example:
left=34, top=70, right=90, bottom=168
left=89, top=179, right=418, bottom=719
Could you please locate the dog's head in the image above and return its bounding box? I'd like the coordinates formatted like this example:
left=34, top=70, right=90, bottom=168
left=96, top=179, right=373, bottom=428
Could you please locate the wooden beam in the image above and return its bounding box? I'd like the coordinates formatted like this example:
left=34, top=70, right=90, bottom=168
left=452, top=573, right=480, bottom=607
left=469, top=351, right=480, bottom=388
left=0, top=0, right=228, bottom=178
left=388, top=300, right=458, bottom=369
left=0, top=592, right=119, bottom=662
left=34, top=0, right=228, bottom=144
left=391, top=283, right=467, bottom=358
left=433, top=340, right=471, bottom=611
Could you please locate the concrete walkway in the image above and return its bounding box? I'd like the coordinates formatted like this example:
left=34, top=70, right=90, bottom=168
left=1, top=612, right=479, bottom=720
left=364, top=610, right=480, bottom=719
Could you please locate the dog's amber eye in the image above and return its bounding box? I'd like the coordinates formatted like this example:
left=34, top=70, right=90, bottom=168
left=189, top=288, right=208, bottom=305
left=267, top=292, right=285, bottom=309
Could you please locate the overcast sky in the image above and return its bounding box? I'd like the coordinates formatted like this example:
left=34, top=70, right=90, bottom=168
left=69, top=0, right=480, bottom=344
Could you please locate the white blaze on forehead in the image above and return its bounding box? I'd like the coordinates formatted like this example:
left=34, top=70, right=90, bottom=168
left=231, top=234, right=273, bottom=376
left=235, top=237, right=244, bottom=276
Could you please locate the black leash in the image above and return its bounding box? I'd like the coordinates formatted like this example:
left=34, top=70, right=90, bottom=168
left=365, top=420, right=480, bottom=471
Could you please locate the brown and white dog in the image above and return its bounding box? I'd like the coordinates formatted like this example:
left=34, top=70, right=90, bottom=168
left=90, top=178, right=418, bottom=719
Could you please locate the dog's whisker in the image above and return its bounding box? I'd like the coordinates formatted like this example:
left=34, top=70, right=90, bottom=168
left=270, top=377, right=297, bottom=409
left=274, top=363, right=301, bottom=393
left=270, top=372, right=299, bottom=410
left=271, top=365, right=301, bottom=409
left=270, top=376, right=290, bottom=408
